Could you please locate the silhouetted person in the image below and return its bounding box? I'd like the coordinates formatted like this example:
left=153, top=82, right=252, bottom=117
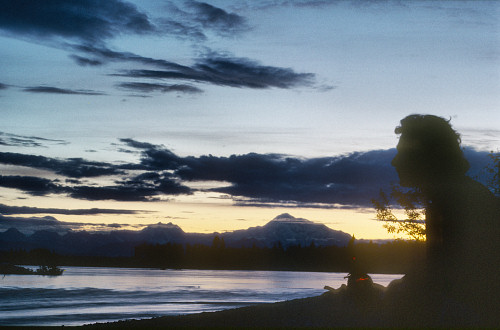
left=390, top=114, right=500, bottom=326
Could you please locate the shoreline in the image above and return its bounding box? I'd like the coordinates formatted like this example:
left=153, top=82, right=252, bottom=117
left=84, top=284, right=392, bottom=328
left=83, top=278, right=500, bottom=328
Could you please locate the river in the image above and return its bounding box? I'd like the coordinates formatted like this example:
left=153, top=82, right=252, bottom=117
left=0, top=266, right=403, bottom=326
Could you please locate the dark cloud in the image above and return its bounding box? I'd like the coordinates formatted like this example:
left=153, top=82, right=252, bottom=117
left=71, top=44, right=316, bottom=90
left=158, top=19, right=207, bottom=41
left=187, top=1, right=250, bottom=36
left=0, top=152, right=123, bottom=178
left=0, top=0, right=155, bottom=43
left=119, top=138, right=159, bottom=150
left=69, top=55, right=104, bottom=66
left=68, top=177, right=191, bottom=201
left=0, top=214, right=140, bottom=234
left=0, top=204, right=147, bottom=215
left=4, top=135, right=493, bottom=207
left=179, top=150, right=398, bottom=207
left=122, top=138, right=398, bottom=207
left=121, top=141, right=493, bottom=208
left=23, top=86, right=105, bottom=95
left=0, top=215, right=64, bottom=234
left=0, top=82, right=8, bottom=90
left=114, top=54, right=315, bottom=89
left=71, top=44, right=197, bottom=72
left=0, top=175, right=61, bottom=196
left=0, top=173, right=191, bottom=202
left=116, top=82, right=203, bottom=94
left=160, top=1, right=250, bottom=41
left=0, top=132, right=68, bottom=148
left=0, top=1, right=323, bottom=96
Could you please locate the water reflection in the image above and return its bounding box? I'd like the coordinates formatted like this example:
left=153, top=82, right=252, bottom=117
left=0, top=267, right=402, bottom=326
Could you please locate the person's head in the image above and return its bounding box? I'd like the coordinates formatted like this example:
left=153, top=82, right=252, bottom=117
left=391, top=114, right=469, bottom=189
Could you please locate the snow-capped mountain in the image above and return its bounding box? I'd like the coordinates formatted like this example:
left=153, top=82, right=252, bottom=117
left=222, top=213, right=352, bottom=248
left=0, top=214, right=352, bottom=256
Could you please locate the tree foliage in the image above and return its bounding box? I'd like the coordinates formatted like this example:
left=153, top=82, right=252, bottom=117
left=373, top=150, right=499, bottom=241
left=372, top=185, right=426, bottom=241
left=484, top=150, right=500, bottom=197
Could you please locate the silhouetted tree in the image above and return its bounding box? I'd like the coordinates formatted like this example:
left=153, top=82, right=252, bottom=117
left=372, top=185, right=426, bottom=241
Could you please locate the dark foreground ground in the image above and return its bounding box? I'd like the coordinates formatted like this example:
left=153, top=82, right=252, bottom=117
left=13, top=277, right=499, bottom=328
left=82, top=277, right=499, bottom=328
left=85, top=285, right=388, bottom=328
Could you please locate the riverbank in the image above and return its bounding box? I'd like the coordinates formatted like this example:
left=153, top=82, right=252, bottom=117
left=85, top=283, right=414, bottom=328
left=86, top=286, right=388, bottom=328
left=84, top=277, right=499, bottom=328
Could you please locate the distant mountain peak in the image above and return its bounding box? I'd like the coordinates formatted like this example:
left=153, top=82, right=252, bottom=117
left=142, top=222, right=183, bottom=231
left=274, top=213, right=294, bottom=220
left=270, top=213, right=314, bottom=225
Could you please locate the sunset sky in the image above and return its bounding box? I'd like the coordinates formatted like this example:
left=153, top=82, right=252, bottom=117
left=0, top=0, right=498, bottom=239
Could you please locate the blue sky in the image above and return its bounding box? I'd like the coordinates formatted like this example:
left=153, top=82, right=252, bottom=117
left=0, top=0, right=498, bottom=238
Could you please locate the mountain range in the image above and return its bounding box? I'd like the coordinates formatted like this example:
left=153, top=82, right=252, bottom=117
left=0, top=213, right=353, bottom=257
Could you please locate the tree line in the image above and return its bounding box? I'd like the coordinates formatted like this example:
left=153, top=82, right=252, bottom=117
left=2, top=237, right=424, bottom=274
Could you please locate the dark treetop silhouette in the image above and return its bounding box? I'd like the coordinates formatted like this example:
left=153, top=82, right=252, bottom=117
left=389, top=114, right=500, bottom=326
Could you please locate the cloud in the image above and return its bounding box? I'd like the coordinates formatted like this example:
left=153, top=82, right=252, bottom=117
left=0, top=175, right=61, bottom=196
left=69, top=171, right=193, bottom=201
left=119, top=138, right=159, bottom=150
left=157, top=19, right=207, bottom=41
left=181, top=150, right=398, bottom=207
left=71, top=44, right=317, bottom=90
left=23, top=86, right=106, bottom=96
left=116, top=82, right=203, bottom=94
left=0, top=82, right=8, bottom=90
left=114, top=53, right=315, bottom=89
left=0, top=149, right=193, bottom=201
left=0, top=173, right=192, bottom=202
left=4, top=136, right=493, bottom=206
left=187, top=1, right=250, bottom=36
left=70, top=44, right=186, bottom=68
left=122, top=138, right=399, bottom=207
left=0, top=0, right=155, bottom=43
left=69, top=55, right=104, bottom=66
left=0, top=214, right=141, bottom=234
left=0, top=132, right=68, bottom=148
left=0, top=1, right=321, bottom=94
left=122, top=140, right=495, bottom=208
left=68, top=177, right=191, bottom=202
left=0, top=204, right=148, bottom=215
left=0, top=152, right=123, bottom=178
left=159, top=1, right=251, bottom=41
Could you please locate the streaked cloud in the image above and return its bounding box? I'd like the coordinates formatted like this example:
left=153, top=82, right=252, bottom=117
left=0, top=132, right=68, bottom=148
left=0, top=214, right=143, bottom=234
left=0, top=152, right=123, bottom=178
left=114, top=53, right=315, bottom=89
left=23, top=86, right=106, bottom=96
left=0, top=203, right=149, bottom=215
left=116, top=82, right=203, bottom=94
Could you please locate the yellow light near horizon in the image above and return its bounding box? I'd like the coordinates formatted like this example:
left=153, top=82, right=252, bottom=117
left=4, top=188, right=398, bottom=240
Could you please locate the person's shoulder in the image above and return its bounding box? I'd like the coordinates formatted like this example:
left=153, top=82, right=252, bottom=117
left=463, top=176, right=492, bottom=194
left=463, top=176, right=500, bottom=212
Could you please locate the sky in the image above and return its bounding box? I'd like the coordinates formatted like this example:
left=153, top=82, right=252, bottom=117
left=0, top=0, right=499, bottom=239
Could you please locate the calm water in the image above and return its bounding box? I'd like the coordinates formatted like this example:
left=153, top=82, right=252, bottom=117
left=0, top=267, right=402, bottom=326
